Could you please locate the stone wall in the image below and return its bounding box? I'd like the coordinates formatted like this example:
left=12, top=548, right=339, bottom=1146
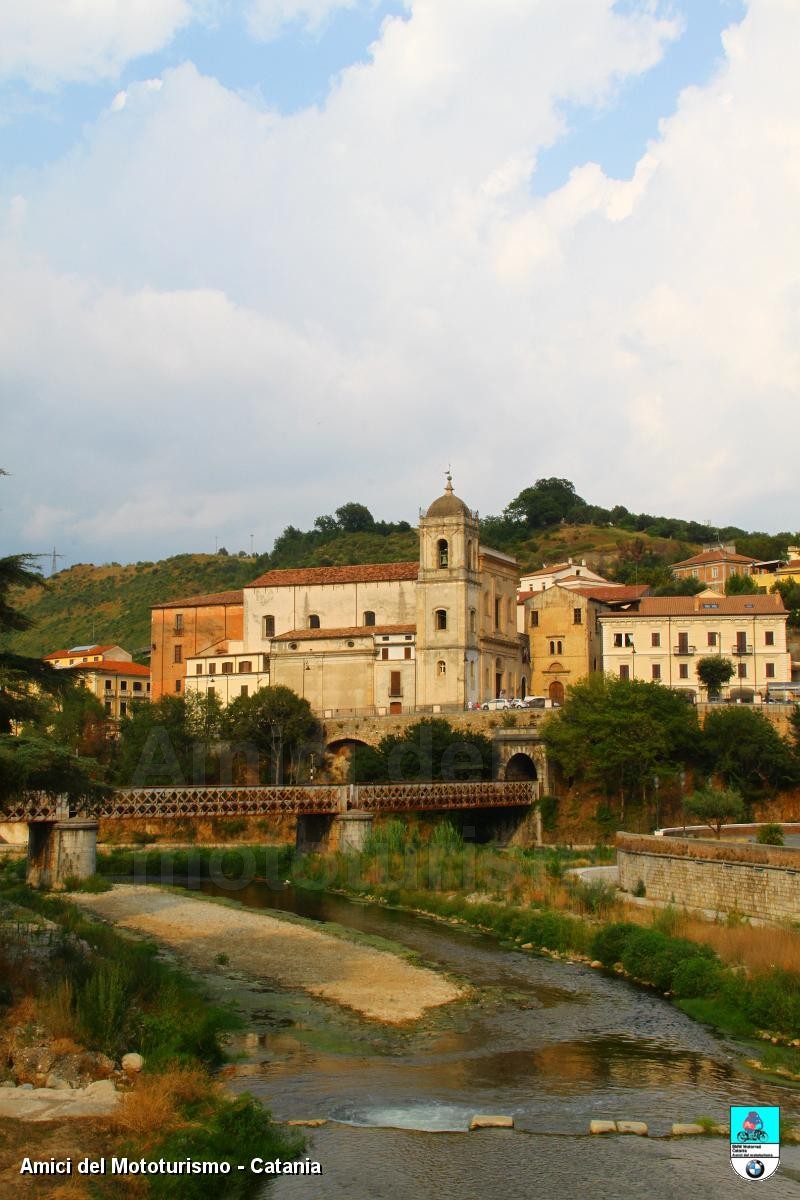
left=617, top=833, right=800, bottom=922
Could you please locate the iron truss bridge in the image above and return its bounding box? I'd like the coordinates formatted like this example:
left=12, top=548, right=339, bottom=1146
left=4, top=781, right=536, bottom=823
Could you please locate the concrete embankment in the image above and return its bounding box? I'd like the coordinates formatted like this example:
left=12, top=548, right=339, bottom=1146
left=71, top=885, right=463, bottom=1023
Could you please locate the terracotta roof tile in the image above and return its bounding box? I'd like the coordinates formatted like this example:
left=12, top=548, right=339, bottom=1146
left=600, top=595, right=787, bottom=617
left=520, top=561, right=572, bottom=578
left=67, top=660, right=150, bottom=676
left=672, top=549, right=757, bottom=569
left=571, top=585, right=650, bottom=602
left=44, top=644, right=118, bottom=660
left=248, top=562, right=419, bottom=588
left=273, top=624, right=416, bottom=642
left=152, top=590, right=244, bottom=610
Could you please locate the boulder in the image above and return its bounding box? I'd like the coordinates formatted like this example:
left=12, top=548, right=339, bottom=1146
left=45, top=1073, right=72, bottom=1091
left=11, top=1045, right=55, bottom=1086
left=590, top=961, right=603, bottom=969
left=470, top=1115, right=514, bottom=1130
left=589, top=1120, right=617, bottom=1135
left=121, top=1053, right=144, bottom=1074
left=85, top=1080, right=116, bottom=1097
left=671, top=1123, right=706, bottom=1137
left=617, top=1121, right=648, bottom=1136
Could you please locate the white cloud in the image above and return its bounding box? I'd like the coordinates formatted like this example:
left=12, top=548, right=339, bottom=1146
left=2, top=0, right=799, bottom=564
left=0, top=1, right=203, bottom=89
left=245, top=0, right=362, bottom=41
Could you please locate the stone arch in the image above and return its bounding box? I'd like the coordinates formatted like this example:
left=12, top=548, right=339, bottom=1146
left=437, top=538, right=449, bottom=568
left=505, top=752, right=538, bottom=781
left=325, top=736, right=373, bottom=784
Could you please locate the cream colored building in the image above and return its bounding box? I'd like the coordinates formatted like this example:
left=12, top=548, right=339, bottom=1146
left=184, top=478, right=526, bottom=714
left=598, top=594, right=790, bottom=700
left=43, top=644, right=150, bottom=718
left=518, top=559, right=609, bottom=594
left=44, top=643, right=131, bottom=669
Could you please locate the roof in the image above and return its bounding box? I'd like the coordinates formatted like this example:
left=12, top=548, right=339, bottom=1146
left=672, top=549, right=757, bottom=569
left=520, top=561, right=572, bottom=578
left=779, top=559, right=800, bottom=572
left=44, top=644, right=118, bottom=660
left=152, top=589, right=244, bottom=610
left=571, top=585, right=650, bottom=602
left=599, top=595, right=787, bottom=618
left=273, top=624, right=416, bottom=642
left=67, top=660, right=150, bottom=676
left=479, top=544, right=518, bottom=566
left=248, top=562, right=419, bottom=588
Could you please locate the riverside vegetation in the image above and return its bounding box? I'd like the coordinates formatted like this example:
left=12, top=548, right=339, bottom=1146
left=0, top=858, right=303, bottom=1200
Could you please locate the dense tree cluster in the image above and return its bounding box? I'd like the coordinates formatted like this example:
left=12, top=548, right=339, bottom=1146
left=351, top=718, right=494, bottom=783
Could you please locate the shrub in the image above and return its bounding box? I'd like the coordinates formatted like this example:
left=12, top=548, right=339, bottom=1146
left=429, top=820, right=463, bottom=852
left=756, top=823, right=785, bottom=846
left=538, top=794, right=558, bottom=833
left=590, top=922, right=640, bottom=967
left=671, top=956, right=721, bottom=999
left=364, top=819, right=407, bottom=856
left=63, top=874, right=112, bottom=893
left=742, top=968, right=800, bottom=1033
left=633, top=878, right=646, bottom=897
left=77, top=962, right=131, bottom=1054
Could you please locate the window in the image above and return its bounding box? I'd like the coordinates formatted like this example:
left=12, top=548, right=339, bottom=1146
left=613, top=633, right=623, bottom=648
left=437, top=660, right=446, bottom=676
left=174, top=613, right=184, bottom=634
left=494, top=598, right=501, bottom=628
left=557, top=641, right=563, bottom=655
left=677, top=632, right=689, bottom=655
left=707, top=631, right=717, bottom=647
left=765, top=630, right=775, bottom=646
left=437, top=539, right=449, bottom=568
left=221, top=662, right=233, bottom=674
left=651, top=632, right=660, bottom=648
left=573, top=607, right=582, bottom=625
left=147, top=683, right=150, bottom=692
left=105, top=679, right=112, bottom=690
left=120, top=701, right=127, bottom=717
left=549, top=641, right=555, bottom=655
left=530, top=611, right=539, bottom=628
left=105, top=701, right=112, bottom=714
left=404, top=646, right=412, bottom=660
left=484, top=592, right=491, bottom=616
left=262, top=655, right=270, bottom=672
left=208, top=663, right=216, bottom=675
left=174, top=644, right=183, bottom=663
left=363, top=610, right=376, bottom=627
left=766, top=662, right=775, bottom=678
left=381, top=647, right=389, bottom=660
left=469, top=608, right=476, bottom=633
left=263, top=615, right=275, bottom=638
left=435, top=609, right=447, bottom=630
left=738, top=662, right=747, bottom=678
left=651, top=664, right=661, bottom=681
left=239, top=661, right=252, bottom=673
left=208, top=685, right=215, bottom=698
left=619, top=665, right=630, bottom=681
left=389, top=671, right=401, bottom=697
left=120, top=680, right=127, bottom=691
left=624, top=633, right=634, bottom=648
left=711, top=566, right=719, bottom=579
left=196, top=664, right=203, bottom=675
left=133, top=681, right=142, bottom=692
left=175, top=679, right=182, bottom=692
left=679, top=664, right=689, bottom=679
left=736, top=631, right=747, bottom=653
left=240, top=685, right=249, bottom=698
left=309, top=614, right=320, bottom=629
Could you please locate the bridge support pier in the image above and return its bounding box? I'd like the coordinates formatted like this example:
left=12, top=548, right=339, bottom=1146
left=295, top=811, right=374, bottom=854
left=334, top=811, right=373, bottom=854
left=27, top=820, right=99, bottom=888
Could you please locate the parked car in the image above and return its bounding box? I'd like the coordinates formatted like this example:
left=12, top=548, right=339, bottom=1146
left=481, top=697, right=511, bottom=711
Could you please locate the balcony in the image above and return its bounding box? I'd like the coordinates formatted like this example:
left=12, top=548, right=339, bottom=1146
left=731, top=644, right=753, bottom=656
left=673, top=644, right=696, bottom=656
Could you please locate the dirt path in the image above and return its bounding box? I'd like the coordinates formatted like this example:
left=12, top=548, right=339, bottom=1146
left=71, top=886, right=462, bottom=1023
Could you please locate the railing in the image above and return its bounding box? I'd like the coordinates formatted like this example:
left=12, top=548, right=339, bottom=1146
left=673, top=644, right=696, bottom=656
left=731, top=644, right=753, bottom=656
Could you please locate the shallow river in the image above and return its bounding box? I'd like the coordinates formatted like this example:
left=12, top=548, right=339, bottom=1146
left=178, top=880, right=800, bottom=1198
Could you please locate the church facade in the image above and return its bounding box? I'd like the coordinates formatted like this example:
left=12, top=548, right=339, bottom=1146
left=163, top=478, right=526, bottom=715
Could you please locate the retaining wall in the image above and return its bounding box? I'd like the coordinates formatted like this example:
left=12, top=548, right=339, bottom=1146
left=617, top=833, right=800, bottom=922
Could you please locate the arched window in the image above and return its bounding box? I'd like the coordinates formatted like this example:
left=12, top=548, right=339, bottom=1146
left=549, top=641, right=555, bottom=655
left=557, top=640, right=563, bottom=655
left=435, top=609, right=447, bottom=630
left=309, top=614, right=320, bottom=629
left=437, top=660, right=447, bottom=677
left=469, top=608, right=476, bottom=632
left=467, top=539, right=475, bottom=569
left=363, top=610, right=376, bottom=626
left=437, top=539, right=449, bottom=568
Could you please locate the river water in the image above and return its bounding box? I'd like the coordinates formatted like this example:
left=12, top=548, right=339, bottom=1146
left=181, top=880, right=800, bottom=1199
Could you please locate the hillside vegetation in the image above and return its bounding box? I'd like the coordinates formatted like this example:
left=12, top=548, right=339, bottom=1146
left=5, top=479, right=798, bottom=658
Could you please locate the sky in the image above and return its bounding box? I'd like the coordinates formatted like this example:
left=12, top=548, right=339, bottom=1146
left=1, top=0, right=797, bottom=568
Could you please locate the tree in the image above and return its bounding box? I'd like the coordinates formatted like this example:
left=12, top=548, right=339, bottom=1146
left=0, top=553, right=107, bottom=810
left=725, top=573, right=761, bottom=595
left=541, top=674, right=701, bottom=819
left=504, top=478, right=585, bottom=530
left=334, top=502, right=375, bottom=533
left=351, top=718, right=493, bottom=783
left=696, top=655, right=735, bottom=699
left=772, top=579, right=800, bottom=629
left=701, top=706, right=799, bottom=799
left=223, top=686, right=321, bottom=784
left=684, top=786, right=745, bottom=838
left=115, top=695, right=196, bottom=785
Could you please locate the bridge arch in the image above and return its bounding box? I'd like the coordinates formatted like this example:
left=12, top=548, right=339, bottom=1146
left=504, top=752, right=537, bottom=782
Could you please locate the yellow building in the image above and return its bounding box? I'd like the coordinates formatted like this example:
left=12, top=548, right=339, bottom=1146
left=520, top=584, right=649, bottom=702
left=183, top=477, right=526, bottom=714
left=751, top=548, right=800, bottom=592
left=44, top=644, right=150, bottom=718
left=598, top=593, right=790, bottom=701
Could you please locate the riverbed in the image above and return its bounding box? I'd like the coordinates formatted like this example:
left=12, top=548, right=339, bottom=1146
left=101, top=880, right=800, bottom=1197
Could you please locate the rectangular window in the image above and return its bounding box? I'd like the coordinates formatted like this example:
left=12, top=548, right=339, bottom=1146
left=262, top=655, right=270, bottom=672
left=196, top=664, right=203, bottom=675
left=381, top=647, right=389, bottom=660
left=619, top=665, right=630, bottom=681
left=494, top=598, right=501, bottom=628
left=651, top=664, right=661, bottom=681
left=389, top=671, right=401, bottom=698
left=707, top=631, right=717, bottom=647
left=173, top=644, right=183, bottom=664
left=624, top=633, right=634, bottom=648
left=133, top=681, right=142, bottom=692
left=175, top=679, right=182, bottom=692
left=120, top=701, right=127, bottom=717
left=105, top=679, right=112, bottom=690
left=240, top=685, right=249, bottom=698
left=573, top=607, right=582, bottom=625
left=765, top=630, right=775, bottom=646
left=651, top=632, right=660, bottom=648
left=679, top=663, right=689, bottom=679
left=239, top=661, right=252, bottom=673
left=613, top=633, right=623, bottom=648
left=221, top=662, right=233, bottom=674
left=105, top=700, right=112, bottom=714
left=208, top=685, right=215, bottom=698
left=208, top=663, right=216, bottom=675
left=263, top=615, right=275, bottom=638
left=677, top=632, right=689, bottom=655
left=530, top=611, right=539, bottom=627
left=765, top=662, right=775, bottom=678
left=738, top=662, right=747, bottom=678
left=736, top=631, right=747, bottom=653
left=404, top=647, right=412, bottom=660
left=174, top=613, right=184, bottom=634
left=120, top=680, right=127, bottom=691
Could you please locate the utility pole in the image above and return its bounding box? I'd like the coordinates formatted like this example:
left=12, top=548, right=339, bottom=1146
left=50, top=547, right=63, bottom=575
